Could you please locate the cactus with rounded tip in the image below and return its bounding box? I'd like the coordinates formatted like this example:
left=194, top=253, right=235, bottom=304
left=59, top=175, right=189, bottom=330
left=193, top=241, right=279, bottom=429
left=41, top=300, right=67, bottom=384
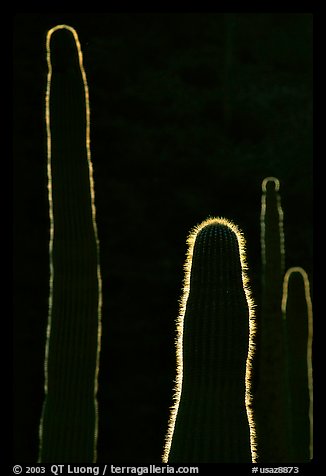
left=282, top=267, right=313, bottom=462
left=162, top=217, right=256, bottom=463
left=38, top=25, right=102, bottom=463
left=254, top=177, right=291, bottom=462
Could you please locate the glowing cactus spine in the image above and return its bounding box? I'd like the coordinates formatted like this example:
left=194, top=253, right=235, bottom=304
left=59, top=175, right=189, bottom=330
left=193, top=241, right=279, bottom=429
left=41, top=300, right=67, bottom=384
left=162, top=217, right=256, bottom=463
left=282, top=267, right=313, bottom=462
left=38, top=25, right=102, bottom=462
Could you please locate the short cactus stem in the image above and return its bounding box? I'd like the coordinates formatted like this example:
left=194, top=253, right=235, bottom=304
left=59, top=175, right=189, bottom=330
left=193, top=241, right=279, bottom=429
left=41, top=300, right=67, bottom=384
left=282, top=267, right=313, bottom=462
left=163, top=217, right=256, bottom=463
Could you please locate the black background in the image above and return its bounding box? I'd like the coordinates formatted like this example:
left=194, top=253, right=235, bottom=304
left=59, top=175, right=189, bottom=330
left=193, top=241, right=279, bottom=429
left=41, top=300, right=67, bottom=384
left=13, top=13, right=313, bottom=463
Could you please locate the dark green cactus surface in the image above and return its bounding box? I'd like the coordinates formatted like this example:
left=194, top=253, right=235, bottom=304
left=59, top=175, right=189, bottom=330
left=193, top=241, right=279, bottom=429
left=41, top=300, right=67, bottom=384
left=164, top=218, right=255, bottom=463
left=38, top=25, right=102, bottom=463
left=282, top=268, right=313, bottom=462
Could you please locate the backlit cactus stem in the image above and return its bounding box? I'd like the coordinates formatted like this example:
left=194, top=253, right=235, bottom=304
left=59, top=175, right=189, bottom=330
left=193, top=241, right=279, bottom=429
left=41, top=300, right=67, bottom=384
left=261, top=176, right=285, bottom=279
left=255, top=177, right=291, bottom=462
left=38, top=25, right=102, bottom=462
left=282, top=267, right=313, bottom=462
left=163, top=217, right=257, bottom=463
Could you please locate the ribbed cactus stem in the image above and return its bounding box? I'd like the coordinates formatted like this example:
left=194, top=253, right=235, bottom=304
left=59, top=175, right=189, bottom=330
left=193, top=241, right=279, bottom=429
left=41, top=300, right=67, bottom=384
left=255, top=177, right=291, bottom=462
left=38, top=25, right=102, bottom=462
left=282, top=267, right=313, bottom=462
left=163, top=217, right=256, bottom=463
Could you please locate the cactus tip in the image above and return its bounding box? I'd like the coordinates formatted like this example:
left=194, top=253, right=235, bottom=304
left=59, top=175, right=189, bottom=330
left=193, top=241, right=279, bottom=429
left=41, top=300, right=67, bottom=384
left=262, top=176, right=280, bottom=192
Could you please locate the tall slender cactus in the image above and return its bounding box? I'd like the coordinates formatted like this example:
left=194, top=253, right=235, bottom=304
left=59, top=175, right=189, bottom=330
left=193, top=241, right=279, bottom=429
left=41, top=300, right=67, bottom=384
left=163, top=217, right=256, bottom=463
left=254, top=177, right=291, bottom=462
left=38, top=25, right=102, bottom=463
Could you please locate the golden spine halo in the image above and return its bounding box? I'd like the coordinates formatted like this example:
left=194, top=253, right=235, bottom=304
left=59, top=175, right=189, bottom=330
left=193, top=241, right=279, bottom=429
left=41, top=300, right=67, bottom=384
left=282, top=267, right=313, bottom=460
left=162, top=216, right=257, bottom=463
left=40, top=24, right=102, bottom=462
left=262, top=176, right=280, bottom=192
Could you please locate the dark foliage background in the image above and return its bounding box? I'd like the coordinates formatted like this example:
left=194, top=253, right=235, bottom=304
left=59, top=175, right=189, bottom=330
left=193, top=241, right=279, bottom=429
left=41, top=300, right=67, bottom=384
left=13, top=13, right=312, bottom=463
